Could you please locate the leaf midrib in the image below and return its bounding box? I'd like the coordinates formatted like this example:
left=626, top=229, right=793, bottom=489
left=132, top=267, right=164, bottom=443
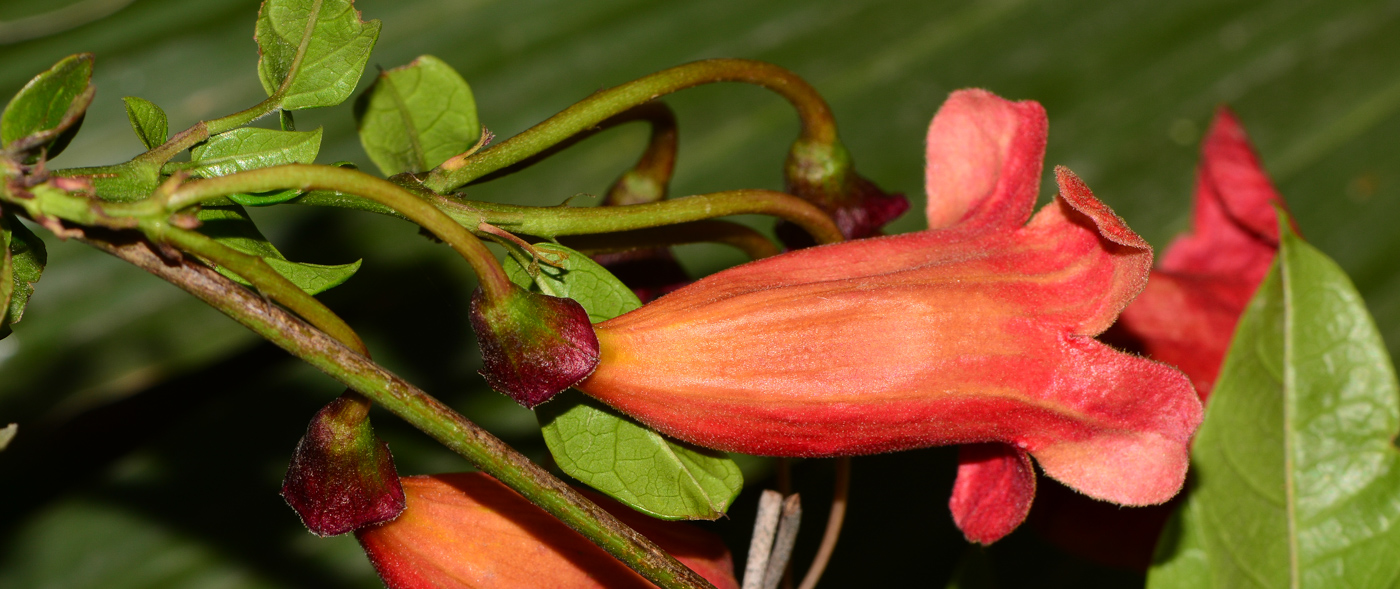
left=276, top=0, right=324, bottom=100
left=1282, top=239, right=1301, bottom=589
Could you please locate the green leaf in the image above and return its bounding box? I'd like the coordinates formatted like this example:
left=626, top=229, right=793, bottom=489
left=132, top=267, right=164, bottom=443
left=504, top=243, right=743, bottom=520
left=1148, top=218, right=1400, bottom=588
left=187, top=126, right=322, bottom=178
left=354, top=55, right=480, bottom=176
left=1, top=52, right=94, bottom=160
left=0, top=214, right=46, bottom=338
left=227, top=188, right=304, bottom=207
left=121, top=96, right=167, bottom=150
left=255, top=0, right=382, bottom=111
left=196, top=204, right=359, bottom=295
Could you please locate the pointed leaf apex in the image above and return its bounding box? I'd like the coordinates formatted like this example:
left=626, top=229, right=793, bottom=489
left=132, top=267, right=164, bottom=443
left=469, top=285, right=600, bottom=408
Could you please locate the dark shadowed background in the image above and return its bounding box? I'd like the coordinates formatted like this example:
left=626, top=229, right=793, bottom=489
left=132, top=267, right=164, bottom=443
left=1, top=0, right=1397, bottom=587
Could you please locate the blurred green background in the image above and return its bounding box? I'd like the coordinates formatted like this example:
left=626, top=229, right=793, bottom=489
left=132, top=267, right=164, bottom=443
left=1, top=0, right=1397, bottom=587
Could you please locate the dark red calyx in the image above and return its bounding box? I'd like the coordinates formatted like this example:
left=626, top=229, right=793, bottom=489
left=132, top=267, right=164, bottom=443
left=779, top=137, right=909, bottom=248
left=468, top=285, right=600, bottom=408
left=281, top=393, right=405, bottom=537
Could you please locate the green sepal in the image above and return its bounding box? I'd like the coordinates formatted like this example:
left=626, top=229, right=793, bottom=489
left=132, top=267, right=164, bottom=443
left=354, top=55, right=480, bottom=176
left=196, top=204, right=359, bottom=295
left=0, top=213, right=47, bottom=339
left=1, top=53, right=95, bottom=162
left=505, top=243, right=743, bottom=520
left=122, top=96, right=168, bottom=150
left=255, top=0, right=382, bottom=110
left=1148, top=214, right=1400, bottom=587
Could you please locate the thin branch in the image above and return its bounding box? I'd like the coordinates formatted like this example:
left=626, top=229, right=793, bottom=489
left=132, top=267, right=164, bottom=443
left=79, top=229, right=715, bottom=589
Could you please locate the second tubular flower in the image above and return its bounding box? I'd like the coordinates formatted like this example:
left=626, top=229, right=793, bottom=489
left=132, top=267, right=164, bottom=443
left=575, top=89, right=1203, bottom=541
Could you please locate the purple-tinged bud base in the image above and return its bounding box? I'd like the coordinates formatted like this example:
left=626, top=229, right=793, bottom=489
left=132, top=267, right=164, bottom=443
left=781, top=138, right=909, bottom=247
left=282, top=394, right=406, bottom=537
left=469, top=285, right=600, bottom=408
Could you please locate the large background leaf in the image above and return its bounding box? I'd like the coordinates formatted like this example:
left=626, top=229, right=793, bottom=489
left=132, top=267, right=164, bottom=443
left=1148, top=223, right=1400, bottom=588
left=1, top=0, right=1397, bottom=587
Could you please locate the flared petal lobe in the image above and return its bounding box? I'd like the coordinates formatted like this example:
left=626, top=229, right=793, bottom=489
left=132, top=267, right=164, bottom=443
left=1109, top=106, right=1287, bottom=400
left=924, top=88, right=1046, bottom=234
left=356, top=473, right=739, bottom=589
left=950, top=443, right=1036, bottom=544
left=1034, top=107, right=1290, bottom=569
left=580, top=165, right=1200, bottom=507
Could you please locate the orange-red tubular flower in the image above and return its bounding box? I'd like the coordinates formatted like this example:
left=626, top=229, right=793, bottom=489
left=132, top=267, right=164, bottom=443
left=1032, top=106, right=1290, bottom=569
left=356, top=473, right=739, bottom=589
left=575, top=89, right=1203, bottom=543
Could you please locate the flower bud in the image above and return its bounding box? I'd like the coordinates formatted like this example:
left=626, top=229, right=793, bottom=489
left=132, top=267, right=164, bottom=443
left=282, top=393, right=405, bottom=537
left=468, top=284, right=600, bottom=408
left=779, top=137, right=909, bottom=247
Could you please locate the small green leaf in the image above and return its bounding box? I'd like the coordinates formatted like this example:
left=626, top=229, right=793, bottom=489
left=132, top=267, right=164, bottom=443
left=227, top=188, right=304, bottom=207
left=1148, top=216, right=1400, bottom=588
left=122, top=96, right=168, bottom=150
left=505, top=243, right=743, bottom=520
left=354, top=55, right=480, bottom=176
left=0, top=214, right=47, bottom=338
left=255, top=0, right=382, bottom=110
left=196, top=204, right=359, bottom=295
left=279, top=109, right=295, bottom=131
left=1, top=53, right=95, bottom=160
left=188, top=127, right=322, bottom=178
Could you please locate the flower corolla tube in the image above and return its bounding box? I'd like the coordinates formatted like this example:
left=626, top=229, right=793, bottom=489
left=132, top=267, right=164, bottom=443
left=575, top=89, right=1204, bottom=543
left=356, top=473, right=739, bottom=589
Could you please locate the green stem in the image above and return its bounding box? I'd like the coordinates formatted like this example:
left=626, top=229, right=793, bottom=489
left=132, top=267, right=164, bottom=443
left=424, top=58, right=837, bottom=192
left=559, top=220, right=780, bottom=260
left=81, top=233, right=714, bottom=589
left=440, top=189, right=845, bottom=245
left=604, top=101, right=678, bottom=206
left=204, top=95, right=283, bottom=136
left=164, top=164, right=514, bottom=301
left=152, top=223, right=368, bottom=355
left=138, top=122, right=211, bottom=166
left=291, top=186, right=842, bottom=247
